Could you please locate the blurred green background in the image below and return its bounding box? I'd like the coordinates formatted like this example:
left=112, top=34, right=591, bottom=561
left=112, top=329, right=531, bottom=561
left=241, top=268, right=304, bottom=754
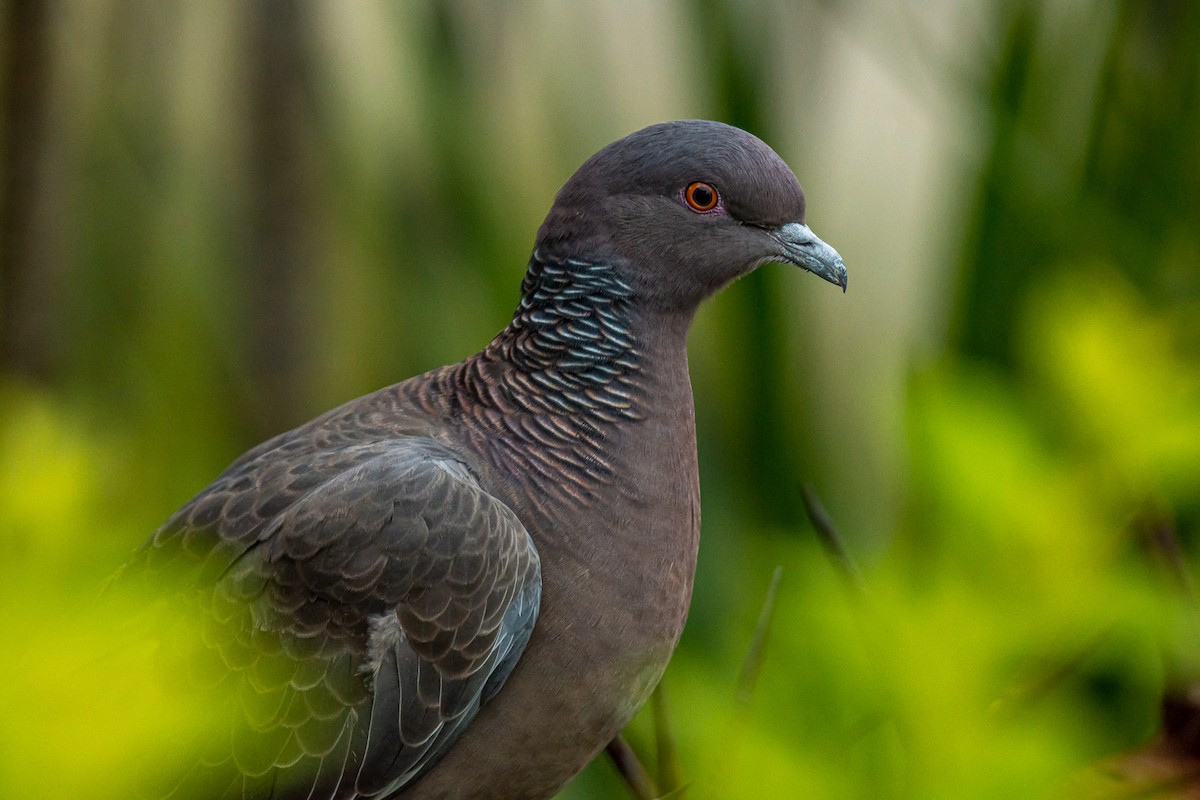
left=2, top=1, right=1199, bottom=798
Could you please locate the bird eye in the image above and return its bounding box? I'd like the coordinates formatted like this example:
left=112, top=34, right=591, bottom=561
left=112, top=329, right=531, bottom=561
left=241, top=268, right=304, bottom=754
left=684, top=182, right=719, bottom=212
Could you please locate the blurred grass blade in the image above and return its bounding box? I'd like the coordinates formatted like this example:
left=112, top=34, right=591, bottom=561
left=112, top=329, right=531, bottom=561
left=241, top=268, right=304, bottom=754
left=736, top=566, right=783, bottom=707
left=801, top=484, right=865, bottom=596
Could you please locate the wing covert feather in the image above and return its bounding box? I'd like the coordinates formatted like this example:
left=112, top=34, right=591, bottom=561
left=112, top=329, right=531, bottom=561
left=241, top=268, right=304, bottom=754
left=135, top=437, right=541, bottom=800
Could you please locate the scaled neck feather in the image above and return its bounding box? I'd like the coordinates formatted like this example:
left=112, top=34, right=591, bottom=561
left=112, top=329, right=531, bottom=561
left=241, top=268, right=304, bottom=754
left=414, top=252, right=648, bottom=504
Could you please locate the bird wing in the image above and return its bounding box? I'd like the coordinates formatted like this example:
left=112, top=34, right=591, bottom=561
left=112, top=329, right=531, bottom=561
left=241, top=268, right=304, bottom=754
left=137, top=437, right=541, bottom=800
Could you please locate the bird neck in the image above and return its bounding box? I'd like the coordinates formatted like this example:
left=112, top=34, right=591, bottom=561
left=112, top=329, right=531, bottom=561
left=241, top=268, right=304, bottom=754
left=486, top=250, right=645, bottom=422
left=414, top=251, right=696, bottom=505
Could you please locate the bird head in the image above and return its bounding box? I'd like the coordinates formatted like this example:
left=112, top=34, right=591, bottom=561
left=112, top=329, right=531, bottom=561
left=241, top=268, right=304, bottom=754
left=535, top=119, right=847, bottom=313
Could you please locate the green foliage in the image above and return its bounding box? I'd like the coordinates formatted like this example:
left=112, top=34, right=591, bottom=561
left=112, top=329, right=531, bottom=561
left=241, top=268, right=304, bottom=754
left=0, top=389, right=228, bottom=798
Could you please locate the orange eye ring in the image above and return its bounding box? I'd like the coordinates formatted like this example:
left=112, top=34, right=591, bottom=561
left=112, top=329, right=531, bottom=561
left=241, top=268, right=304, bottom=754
left=684, top=181, right=719, bottom=212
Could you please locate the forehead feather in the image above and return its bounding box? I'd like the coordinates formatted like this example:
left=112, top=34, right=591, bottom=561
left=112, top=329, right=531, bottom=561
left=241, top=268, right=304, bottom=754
left=563, top=120, right=806, bottom=226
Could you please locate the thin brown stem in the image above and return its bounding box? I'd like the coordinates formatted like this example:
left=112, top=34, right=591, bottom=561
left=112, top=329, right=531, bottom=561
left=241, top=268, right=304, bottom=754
left=606, top=735, right=658, bottom=800
left=652, top=683, right=683, bottom=797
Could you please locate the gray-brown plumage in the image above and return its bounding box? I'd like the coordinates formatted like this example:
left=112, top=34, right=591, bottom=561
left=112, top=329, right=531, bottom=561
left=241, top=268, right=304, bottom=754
left=128, top=120, right=846, bottom=799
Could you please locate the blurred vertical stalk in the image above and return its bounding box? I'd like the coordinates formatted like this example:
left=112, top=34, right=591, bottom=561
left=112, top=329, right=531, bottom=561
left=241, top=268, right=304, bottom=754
left=0, top=0, right=54, bottom=381
left=954, top=0, right=1200, bottom=368
left=243, top=0, right=317, bottom=440
left=1080, top=0, right=1200, bottom=281
left=951, top=1, right=1038, bottom=368
left=689, top=0, right=806, bottom=528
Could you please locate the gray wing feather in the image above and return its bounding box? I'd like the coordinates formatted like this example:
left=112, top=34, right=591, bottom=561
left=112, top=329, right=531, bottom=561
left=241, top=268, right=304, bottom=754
left=135, top=437, right=541, bottom=800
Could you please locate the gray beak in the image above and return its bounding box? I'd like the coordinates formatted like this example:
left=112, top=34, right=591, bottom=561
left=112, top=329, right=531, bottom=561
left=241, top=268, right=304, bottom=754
left=771, top=222, right=847, bottom=292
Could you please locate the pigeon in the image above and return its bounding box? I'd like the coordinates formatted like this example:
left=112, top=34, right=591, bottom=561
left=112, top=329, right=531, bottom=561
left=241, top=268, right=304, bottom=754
left=128, top=119, right=846, bottom=800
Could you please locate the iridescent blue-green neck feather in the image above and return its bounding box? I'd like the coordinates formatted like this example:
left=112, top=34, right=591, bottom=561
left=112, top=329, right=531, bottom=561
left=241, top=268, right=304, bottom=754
left=497, top=251, right=643, bottom=421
